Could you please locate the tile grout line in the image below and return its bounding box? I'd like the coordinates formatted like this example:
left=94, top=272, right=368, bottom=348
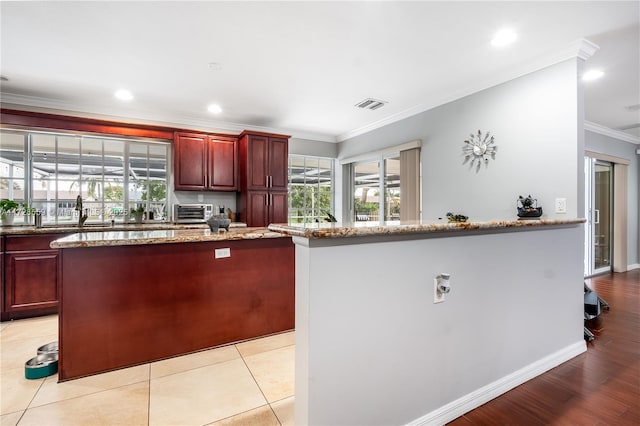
left=234, top=343, right=283, bottom=426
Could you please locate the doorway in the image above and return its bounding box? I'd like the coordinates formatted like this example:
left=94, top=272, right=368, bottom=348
left=585, top=158, right=613, bottom=276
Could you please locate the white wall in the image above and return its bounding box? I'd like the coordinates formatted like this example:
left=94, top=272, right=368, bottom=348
left=295, top=225, right=585, bottom=425
left=338, top=60, right=582, bottom=222
left=585, top=130, right=640, bottom=268
left=289, top=138, right=338, bottom=158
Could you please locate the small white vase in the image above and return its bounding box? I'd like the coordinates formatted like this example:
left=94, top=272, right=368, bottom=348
left=1, top=213, right=15, bottom=226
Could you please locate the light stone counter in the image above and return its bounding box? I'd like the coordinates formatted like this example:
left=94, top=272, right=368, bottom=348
left=268, top=218, right=585, bottom=239
left=1, top=222, right=246, bottom=236
left=50, top=227, right=284, bottom=248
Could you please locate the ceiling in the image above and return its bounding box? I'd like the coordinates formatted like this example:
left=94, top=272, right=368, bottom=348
left=1, top=1, right=639, bottom=143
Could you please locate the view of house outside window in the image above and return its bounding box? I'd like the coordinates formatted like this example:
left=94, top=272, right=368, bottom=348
left=0, top=129, right=169, bottom=225
left=288, top=155, right=334, bottom=224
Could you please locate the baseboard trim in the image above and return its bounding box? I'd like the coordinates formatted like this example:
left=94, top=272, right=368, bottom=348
left=407, top=340, right=587, bottom=426
left=627, top=263, right=640, bottom=271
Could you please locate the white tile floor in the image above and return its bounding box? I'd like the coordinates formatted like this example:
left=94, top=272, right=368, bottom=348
left=0, top=315, right=295, bottom=425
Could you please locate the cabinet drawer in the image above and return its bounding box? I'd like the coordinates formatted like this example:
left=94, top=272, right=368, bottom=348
left=5, top=234, right=68, bottom=251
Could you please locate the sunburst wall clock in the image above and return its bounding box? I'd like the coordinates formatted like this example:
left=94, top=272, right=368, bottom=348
left=462, top=130, right=498, bottom=171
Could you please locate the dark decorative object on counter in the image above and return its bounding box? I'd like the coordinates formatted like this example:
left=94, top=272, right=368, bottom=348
left=207, top=215, right=231, bottom=232
left=462, top=130, right=498, bottom=172
left=517, top=195, right=543, bottom=218
left=324, top=212, right=338, bottom=223
left=446, top=212, right=469, bottom=223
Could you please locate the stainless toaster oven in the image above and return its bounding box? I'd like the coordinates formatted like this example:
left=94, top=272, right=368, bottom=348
left=173, top=204, right=213, bottom=223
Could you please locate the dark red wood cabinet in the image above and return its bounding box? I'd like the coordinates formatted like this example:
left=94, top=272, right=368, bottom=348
left=58, top=237, right=295, bottom=380
left=174, top=132, right=237, bottom=191
left=237, top=132, right=289, bottom=227
left=1, top=234, right=66, bottom=321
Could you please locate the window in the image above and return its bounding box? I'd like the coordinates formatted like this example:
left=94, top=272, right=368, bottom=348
left=288, top=156, right=334, bottom=224
left=1, top=129, right=169, bottom=225
left=344, top=142, right=421, bottom=223
left=352, top=155, right=401, bottom=222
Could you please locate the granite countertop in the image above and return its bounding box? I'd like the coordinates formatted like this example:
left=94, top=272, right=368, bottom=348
left=50, top=227, right=286, bottom=248
left=0, top=222, right=246, bottom=236
left=268, top=218, right=586, bottom=239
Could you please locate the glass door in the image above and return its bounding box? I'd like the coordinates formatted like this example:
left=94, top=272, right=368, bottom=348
left=353, top=160, right=381, bottom=222
left=585, top=158, right=613, bottom=276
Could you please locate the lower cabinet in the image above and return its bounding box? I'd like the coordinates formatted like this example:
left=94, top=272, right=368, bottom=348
left=1, top=234, right=66, bottom=321
left=242, top=191, right=288, bottom=227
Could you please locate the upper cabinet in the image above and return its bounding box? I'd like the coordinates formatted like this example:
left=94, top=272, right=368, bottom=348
left=174, top=132, right=237, bottom=191
left=237, top=132, right=290, bottom=226
left=239, top=133, right=289, bottom=192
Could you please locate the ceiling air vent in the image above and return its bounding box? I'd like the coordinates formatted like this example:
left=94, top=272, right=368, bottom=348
left=624, top=104, right=640, bottom=112
left=355, top=98, right=388, bottom=111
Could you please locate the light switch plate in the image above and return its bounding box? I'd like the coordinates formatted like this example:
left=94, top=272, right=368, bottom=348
left=215, top=248, right=231, bottom=258
left=555, top=198, right=567, bottom=214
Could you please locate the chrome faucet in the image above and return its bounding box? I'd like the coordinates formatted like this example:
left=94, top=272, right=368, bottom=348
left=75, top=195, right=88, bottom=226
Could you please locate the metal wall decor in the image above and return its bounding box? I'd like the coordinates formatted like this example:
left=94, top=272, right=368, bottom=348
left=462, top=130, right=497, bottom=171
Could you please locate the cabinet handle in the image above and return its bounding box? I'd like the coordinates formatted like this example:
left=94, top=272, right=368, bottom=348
left=269, top=194, right=272, bottom=206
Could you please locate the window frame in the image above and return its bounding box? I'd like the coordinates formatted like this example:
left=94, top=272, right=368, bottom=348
left=288, top=155, right=335, bottom=224
left=1, top=128, right=171, bottom=225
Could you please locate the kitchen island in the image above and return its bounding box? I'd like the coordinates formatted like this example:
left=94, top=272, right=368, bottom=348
left=268, top=218, right=586, bottom=426
left=51, top=227, right=294, bottom=381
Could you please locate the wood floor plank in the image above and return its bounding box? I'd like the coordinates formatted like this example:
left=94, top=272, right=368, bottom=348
left=449, top=270, right=640, bottom=425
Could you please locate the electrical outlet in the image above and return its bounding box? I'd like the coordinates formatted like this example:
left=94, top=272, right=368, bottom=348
left=214, top=248, right=231, bottom=258
left=555, top=198, right=567, bottom=214
left=433, top=278, right=445, bottom=304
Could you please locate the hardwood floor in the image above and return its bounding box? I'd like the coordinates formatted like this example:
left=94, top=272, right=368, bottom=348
left=448, top=270, right=640, bottom=426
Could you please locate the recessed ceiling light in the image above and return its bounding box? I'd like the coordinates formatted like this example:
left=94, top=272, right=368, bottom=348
left=114, top=89, right=133, bottom=101
left=208, top=62, right=223, bottom=70
left=582, top=69, right=604, bottom=81
left=207, top=104, right=222, bottom=114
left=491, top=29, right=517, bottom=47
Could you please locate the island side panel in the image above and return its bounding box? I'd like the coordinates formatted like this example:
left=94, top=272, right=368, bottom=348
left=295, top=226, right=584, bottom=426
left=58, top=237, right=294, bottom=381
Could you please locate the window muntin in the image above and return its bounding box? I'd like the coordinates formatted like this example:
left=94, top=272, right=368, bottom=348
left=0, top=131, right=27, bottom=223
left=2, top=129, right=169, bottom=225
left=288, top=156, right=334, bottom=224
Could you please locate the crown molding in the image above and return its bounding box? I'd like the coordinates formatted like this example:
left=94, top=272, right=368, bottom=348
left=584, top=121, right=640, bottom=145
left=0, top=94, right=338, bottom=143
left=0, top=38, right=603, bottom=145
left=337, top=38, right=601, bottom=142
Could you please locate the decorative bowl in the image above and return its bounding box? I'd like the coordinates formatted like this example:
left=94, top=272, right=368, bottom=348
left=207, top=216, right=231, bottom=231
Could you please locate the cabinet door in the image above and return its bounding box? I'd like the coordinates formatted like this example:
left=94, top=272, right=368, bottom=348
left=269, top=191, right=289, bottom=224
left=247, top=135, right=269, bottom=190
left=174, top=133, right=207, bottom=190
left=268, top=137, right=289, bottom=190
left=5, top=251, right=59, bottom=312
left=246, top=191, right=269, bottom=227
left=208, top=137, right=237, bottom=191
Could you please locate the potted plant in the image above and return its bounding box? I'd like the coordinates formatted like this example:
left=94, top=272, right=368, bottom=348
left=0, top=198, right=21, bottom=226
left=130, top=205, right=145, bottom=223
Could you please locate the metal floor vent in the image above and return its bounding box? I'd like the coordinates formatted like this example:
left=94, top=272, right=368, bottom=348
left=355, top=98, right=388, bottom=110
